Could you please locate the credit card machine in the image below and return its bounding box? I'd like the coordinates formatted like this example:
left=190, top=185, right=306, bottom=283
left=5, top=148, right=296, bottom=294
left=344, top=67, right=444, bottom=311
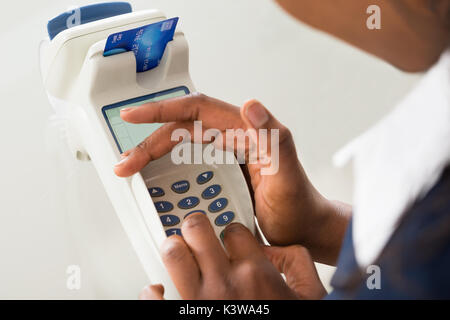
left=40, top=3, right=255, bottom=299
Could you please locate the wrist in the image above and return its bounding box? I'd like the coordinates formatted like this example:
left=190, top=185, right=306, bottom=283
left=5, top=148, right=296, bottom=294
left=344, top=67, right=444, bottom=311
left=297, top=193, right=352, bottom=265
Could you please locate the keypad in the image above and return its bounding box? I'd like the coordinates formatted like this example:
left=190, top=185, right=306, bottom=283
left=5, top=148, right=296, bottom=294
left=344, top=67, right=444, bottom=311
left=178, top=196, right=200, bottom=209
left=215, top=211, right=235, bottom=226
left=151, top=171, right=238, bottom=240
left=171, top=180, right=190, bottom=194
left=197, top=171, right=214, bottom=184
left=208, top=198, right=228, bottom=213
left=148, top=187, right=165, bottom=197
left=154, top=201, right=174, bottom=213
left=201, top=184, right=222, bottom=199
left=160, top=214, right=180, bottom=227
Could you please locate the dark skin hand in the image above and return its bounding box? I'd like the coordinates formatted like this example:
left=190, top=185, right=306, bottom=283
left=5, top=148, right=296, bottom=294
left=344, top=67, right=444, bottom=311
left=114, top=95, right=351, bottom=266
left=114, top=95, right=344, bottom=299
left=139, top=213, right=327, bottom=300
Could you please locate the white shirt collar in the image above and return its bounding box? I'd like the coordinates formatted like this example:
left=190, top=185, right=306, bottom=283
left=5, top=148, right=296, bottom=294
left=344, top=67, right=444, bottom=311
left=333, top=49, right=450, bottom=267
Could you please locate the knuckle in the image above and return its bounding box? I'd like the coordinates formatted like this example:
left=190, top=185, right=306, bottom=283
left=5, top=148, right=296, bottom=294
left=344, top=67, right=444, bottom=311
left=181, top=92, right=208, bottom=120
left=235, top=260, right=260, bottom=279
left=156, top=103, right=164, bottom=122
left=135, top=139, right=149, bottom=152
left=135, top=138, right=155, bottom=160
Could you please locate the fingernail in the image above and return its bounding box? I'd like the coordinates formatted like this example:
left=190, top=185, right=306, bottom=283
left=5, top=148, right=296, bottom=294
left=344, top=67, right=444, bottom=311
left=245, top=101, right=269, bottom=128
left=183, top=212, right=206, bottom=227
left=114, top=156, right=128, bottom=167
left=224, top=223, right=244, bottom=234
left=120, top=107, right=134, bottom=113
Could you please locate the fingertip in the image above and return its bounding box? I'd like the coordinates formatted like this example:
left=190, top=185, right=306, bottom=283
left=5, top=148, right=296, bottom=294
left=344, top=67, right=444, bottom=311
left=242, top=99, right=261, bottom=108
left=113, top=152, right=142, bottom=178
left=113, top=161, right=130, bottom=177
left=183, top=210, right=208, bottom=222
left=139, top=284, right=165, bottom=300
left=160, top=235, right=186, bottom=255
left=244, top=101, right=269, bottom=129
left=182, top=211, right=210, bottom=232
left=160, top=235, right=195, bottom=270
left=222, top=223, right=248, bottom=246
left=240, top=99, right=256, bottom=120
left=223, top=222, right=249, bottom=237
left=120, top=107, right=137, bottom=120
left=120, top=105, right=156, bottom=124
left=120, top=107, right=136, bottom=113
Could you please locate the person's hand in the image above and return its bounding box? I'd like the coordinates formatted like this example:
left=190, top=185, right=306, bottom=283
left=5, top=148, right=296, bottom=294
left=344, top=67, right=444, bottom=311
left=114, top=94, right=350, bottom=264
left=139, top=212, right=327, bottom=300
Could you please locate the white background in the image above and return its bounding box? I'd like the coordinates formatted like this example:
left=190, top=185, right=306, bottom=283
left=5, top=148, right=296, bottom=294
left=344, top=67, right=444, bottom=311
left=0, top=0, right=420, bottom=299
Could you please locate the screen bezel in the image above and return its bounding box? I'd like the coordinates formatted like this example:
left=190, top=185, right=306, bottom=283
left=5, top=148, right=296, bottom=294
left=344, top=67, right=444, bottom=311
left=102, top=86, right=190, bottom=153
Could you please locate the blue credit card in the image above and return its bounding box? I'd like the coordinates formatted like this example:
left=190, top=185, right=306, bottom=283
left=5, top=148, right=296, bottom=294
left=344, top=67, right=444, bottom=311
left=103, top=17, right=179, bottom=72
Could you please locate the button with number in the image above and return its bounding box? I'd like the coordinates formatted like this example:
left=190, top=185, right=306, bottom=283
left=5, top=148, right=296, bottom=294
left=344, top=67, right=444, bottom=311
left=154, top=201, right=173, bottom=213
left=148, top=187, right=164, bottom=197
left=208, top=198, right=228, bottom=213
left=215, top=211, right=235, bottom=226
left=160, top=214, right=180, bottom=227
left=178, top=196, right=200, bottom=209
left=165, top=228, right=182, bottom=237
left=184, top=210, right=207, bottom=219
left=171, top=180, right=190, bottom=194
left=201, top=184, right=222, bottom=199
left=197, top=171, right=214, bottom=184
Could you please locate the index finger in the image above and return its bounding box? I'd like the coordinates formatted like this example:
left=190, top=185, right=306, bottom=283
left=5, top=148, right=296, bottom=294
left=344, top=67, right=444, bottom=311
left=120, top=93, right=243, bottom=129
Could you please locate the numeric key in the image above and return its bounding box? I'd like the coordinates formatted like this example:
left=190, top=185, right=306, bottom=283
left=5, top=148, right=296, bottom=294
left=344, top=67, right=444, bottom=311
left=201, top=184, right=222, bottom=199
left=208, top=198, right=228, bottom=213
left=154, top=201, right=174, bottom=213
left=178, top=196, right=200, bottom=209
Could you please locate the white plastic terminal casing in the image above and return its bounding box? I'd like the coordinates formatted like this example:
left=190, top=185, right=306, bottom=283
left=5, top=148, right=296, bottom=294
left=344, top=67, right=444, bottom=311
left=40, top=9, right=255, bottom=299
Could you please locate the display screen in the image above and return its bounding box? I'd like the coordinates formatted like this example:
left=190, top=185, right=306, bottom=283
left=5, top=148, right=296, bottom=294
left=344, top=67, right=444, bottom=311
left=102, top=86, right=189, bottom=153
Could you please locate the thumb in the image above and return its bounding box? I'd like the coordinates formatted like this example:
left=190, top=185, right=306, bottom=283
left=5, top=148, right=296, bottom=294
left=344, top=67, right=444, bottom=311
left=240, top=99, right=292, bottom=142
left=263, top=245, right=327, bottom=300
left=240, top=99, right=298, bottom=176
